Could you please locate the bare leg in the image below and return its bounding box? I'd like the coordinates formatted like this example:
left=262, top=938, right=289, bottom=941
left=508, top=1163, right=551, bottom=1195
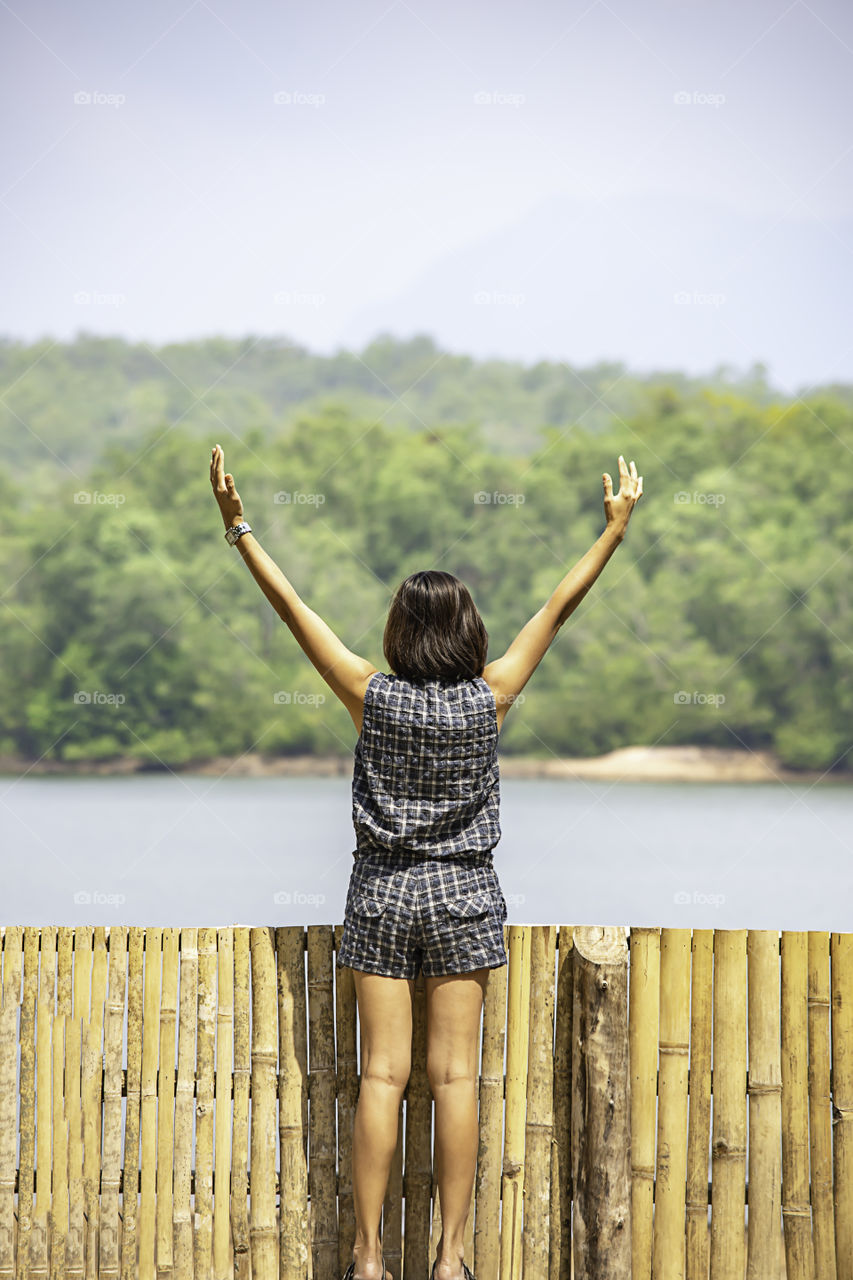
left=426, top=969, right=489, bottom=1280
left=349, top=969, right=414, bottom=1280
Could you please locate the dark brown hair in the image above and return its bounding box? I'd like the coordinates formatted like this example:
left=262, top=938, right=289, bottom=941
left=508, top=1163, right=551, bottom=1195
left=383, top=571, right=489, bottom=682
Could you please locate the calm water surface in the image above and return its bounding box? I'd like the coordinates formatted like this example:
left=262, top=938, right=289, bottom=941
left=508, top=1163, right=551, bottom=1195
left=1, top=773, right=850, bottom=929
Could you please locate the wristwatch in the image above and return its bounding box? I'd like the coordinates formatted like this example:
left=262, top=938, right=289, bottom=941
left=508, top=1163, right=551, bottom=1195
left=224, top=520, right=252, bottom=546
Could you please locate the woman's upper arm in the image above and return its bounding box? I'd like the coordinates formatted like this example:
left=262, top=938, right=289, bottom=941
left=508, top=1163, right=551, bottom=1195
left=482, top=605, right=560, bottom=719
left=281, top=596, right=378, bottom=718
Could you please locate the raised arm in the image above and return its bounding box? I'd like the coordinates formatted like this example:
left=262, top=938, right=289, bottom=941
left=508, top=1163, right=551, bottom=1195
left=482, top=455, right=643, bottom=728
left=209, top=445, right=376, bottom=728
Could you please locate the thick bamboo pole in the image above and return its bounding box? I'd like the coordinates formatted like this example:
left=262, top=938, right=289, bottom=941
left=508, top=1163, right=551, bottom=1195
left=249, top=928, right=279, bottom=1280
left=173, top=929, right=198, bottom=1280
left=156, top=929, right=179, bottom=1280
left=501, top=926, right=531, bottom=1280
left=571, top=926, right=631, bottom=1280
left=229, top=931, right=249, bottom=1280
left=66, top=1016, right=84, bottom=1280
left=549, top=924, right=573, bottom=1280
left=0, top=1000, right=16, bottom=1280
left=333, top=928, right=358, bottom=1276
left=122, top=929, right=144, bottom=1280
left=139, top=928, right=163, bottom=1280
left=194, top=928, right=217, bottom=1280
left=653, top=929, right=691, bottom=1280
left=710, top=929, right=747, bottom=1280
left=217, top=929, right=237, bottom=1280
left=685, top=930, right=712, bottom=1280
left=101, top=927, right=127, bottom=1280
left=83, top=927, right=108, bottom=1280
left=781, top=931, right=815, bottom=1280
left=745, top=931, right=782, bottom=1280
left=524, top=926, right=556, bottom=1276
left=404, top=972, right=432, bottom=1279
left=807, top=931, right=837, bottom=1280
left=50, top=1012, right=68, bottom=1280
left=20, top=929, right=43, bottom=1280
left=831, top=932, right=853, bottom=1280
left=33, top=927, right=58, bottom=1280
left=629, top=926, right=660, bottom=1280
left=277, top=927, right=309, bottom=1280
left=475, top=933, right=508, bottom=1280
left=307, top=926, right=338, bottom=1280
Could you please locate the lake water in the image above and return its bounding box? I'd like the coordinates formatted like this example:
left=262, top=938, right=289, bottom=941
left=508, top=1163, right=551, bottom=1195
left=2, top=773, right=851, bottom=930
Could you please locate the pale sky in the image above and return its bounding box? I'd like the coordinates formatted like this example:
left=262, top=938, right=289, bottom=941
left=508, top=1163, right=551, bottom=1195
left=2, top=0, right=852, bottom=392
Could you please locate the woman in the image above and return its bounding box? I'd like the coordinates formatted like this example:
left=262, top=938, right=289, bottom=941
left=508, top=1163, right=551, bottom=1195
left=210, top=444, right=643, bottom=1280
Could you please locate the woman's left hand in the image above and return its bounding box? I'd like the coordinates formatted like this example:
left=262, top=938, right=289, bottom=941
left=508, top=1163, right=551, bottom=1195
left=210, top=443, right=244, bottom=528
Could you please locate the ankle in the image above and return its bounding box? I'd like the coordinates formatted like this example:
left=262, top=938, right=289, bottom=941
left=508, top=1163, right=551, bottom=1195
left=434, top=1237, right=465, bottom=1276
left=352, top=1236, right=386, bottom=1278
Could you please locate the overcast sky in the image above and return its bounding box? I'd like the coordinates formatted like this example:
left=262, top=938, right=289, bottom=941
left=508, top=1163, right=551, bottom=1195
left=1, top=0, right=851, bottom=391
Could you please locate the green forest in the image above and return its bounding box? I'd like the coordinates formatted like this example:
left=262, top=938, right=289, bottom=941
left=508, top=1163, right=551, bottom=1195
left=1, top=332, right=851, bottom=773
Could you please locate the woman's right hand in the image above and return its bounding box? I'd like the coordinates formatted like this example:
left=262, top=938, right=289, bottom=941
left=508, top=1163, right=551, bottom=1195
left=603, top=455, right=643, bottom=536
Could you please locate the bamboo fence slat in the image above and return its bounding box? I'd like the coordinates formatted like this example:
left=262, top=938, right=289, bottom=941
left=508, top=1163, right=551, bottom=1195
left=0, top=922, right=850, bottom=1280
left=807, top=931, right=837, bottom=1280
left=710, top=929, right=747, bottom=1280
left=249, top=928, right=278, bottom=1280
left=745, top=931, right=783, bottom=1280
left=653, top=929, right=691, bottom=1280
left=228, top=927, right=247, bottom=1280
left=629, top=926, right=661, bottom=1280
left=831, top=932, right=853, bottom=1280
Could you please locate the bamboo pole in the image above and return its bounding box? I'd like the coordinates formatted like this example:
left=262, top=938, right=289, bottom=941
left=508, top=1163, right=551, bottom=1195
left=65, top=1016, right=84, bottom=1280
left=549, top=924, right=574, bottom=1280
left=277, top=928, right=309, bottom=1280
left=50, top=1013, right=68, bottom=1280
left=306, top=926, right=338, bottom=1280
left=807, top=931, right=837, bottom=1280
left=524, top=926, right=556, bottom=1276
left=831, top=932, right=853, bottom=1280
left=224, top=928, right=243, bottom=1280
left=19, top=930, right=40, bottom=1280
left=333, top=928, right=358, bottom=1277
left=83, top=926, right=108, bottom=1280
left=501, top=926, right=531, bottom=1280
left=685, top=930, right=712, bottom=1280
left=571, top=926, right=631, bottom=1280
left=213, top=931, right=234, bottom=1280
left=781, top=931, right=816, bottom=1280
left=0, top=1001, right=17, bottom=1280
left=404, top=972, right=432, bottom=1279
left=173, top=929, right=198, bottom=1280
left=629, top=927, right=660, bottom=1280
left=653, top=928, right=691, bottom=1280
left=194, top=929, right=216, bottom=1280
left=139, top=928, right=163, bottom=1280
left=101, top=927, right=127, bottom=1280
left=476, top=928, right=508, bottom=1280
left=745, top=931, right=782, bottom=1280
left=122, top=928, right=144, bottom=1280
left=710, top=929, right=747, bottom=1280
left=33, top=927, right=58, bottom=1280
left=156, top=929, right=179, bottom=1280
left=249, top=928, right=278, bottom=1280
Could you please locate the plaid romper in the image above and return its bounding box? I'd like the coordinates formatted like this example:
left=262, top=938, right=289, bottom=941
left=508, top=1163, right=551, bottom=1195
left=336, top=671, right=509, bottom=979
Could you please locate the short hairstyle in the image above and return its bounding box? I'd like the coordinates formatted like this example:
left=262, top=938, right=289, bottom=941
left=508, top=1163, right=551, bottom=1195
left=382, top=570, right=489, bottom=682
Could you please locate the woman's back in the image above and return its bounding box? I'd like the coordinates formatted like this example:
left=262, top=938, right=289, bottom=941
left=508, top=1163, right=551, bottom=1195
left=351, top=671, right=501, bottom=862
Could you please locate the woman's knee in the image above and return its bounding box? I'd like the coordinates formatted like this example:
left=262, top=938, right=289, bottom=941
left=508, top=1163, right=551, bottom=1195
left=361, top=1052, right=411, bottom=1093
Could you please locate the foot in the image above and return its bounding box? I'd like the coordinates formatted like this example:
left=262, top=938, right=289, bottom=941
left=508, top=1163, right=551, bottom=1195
left=432, top=1254, right=470, bottom=1280
left=349, top=1240, right=391, bottom=1280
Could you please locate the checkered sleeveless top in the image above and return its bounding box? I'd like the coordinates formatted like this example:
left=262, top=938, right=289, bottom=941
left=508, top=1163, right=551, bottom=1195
left=351, top=671, right=501, bottom=861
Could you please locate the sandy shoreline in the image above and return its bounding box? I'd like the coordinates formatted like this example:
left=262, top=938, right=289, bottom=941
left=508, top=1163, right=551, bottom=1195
left=0, top=744, right=846, bottom=784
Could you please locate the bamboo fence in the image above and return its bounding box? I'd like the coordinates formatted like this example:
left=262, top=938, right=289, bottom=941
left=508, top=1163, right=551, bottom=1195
left=0, top=925, right=851, bottom=1280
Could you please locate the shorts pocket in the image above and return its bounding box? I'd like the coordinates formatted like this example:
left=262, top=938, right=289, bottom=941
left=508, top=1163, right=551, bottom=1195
left=443, top=890, right=493, bottom=919
left=354, top=893, right=389, bottom=917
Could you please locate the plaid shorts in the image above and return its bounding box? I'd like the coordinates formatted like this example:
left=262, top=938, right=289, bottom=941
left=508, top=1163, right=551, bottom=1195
left=336, top=852, right=509, bottom=980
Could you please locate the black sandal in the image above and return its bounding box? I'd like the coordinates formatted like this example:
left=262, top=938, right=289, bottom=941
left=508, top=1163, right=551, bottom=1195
left=430, top=1261, right=476, bottom=1280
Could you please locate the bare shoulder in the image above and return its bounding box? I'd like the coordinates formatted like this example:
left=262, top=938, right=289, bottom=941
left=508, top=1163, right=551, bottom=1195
left=343, top=667, right=382, bottom=736
left=479, top=667, right=512, bottom=733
